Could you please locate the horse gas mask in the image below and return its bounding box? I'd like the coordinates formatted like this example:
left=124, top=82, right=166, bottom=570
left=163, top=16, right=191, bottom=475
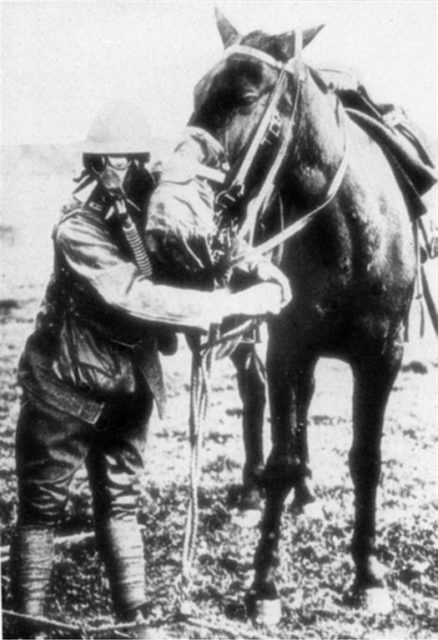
left=145, top=128, right=230, bottom=285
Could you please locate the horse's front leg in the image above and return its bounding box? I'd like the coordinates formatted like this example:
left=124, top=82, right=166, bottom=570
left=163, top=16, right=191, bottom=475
left=246, top=478, right=289, bottom=625
left=349, top=341, right=403, bottom=613
left=230, top=343, right=266, bottom=512
left=265, top=335, right=316, bottom=508
left=248, top=328, right=315, bottom=624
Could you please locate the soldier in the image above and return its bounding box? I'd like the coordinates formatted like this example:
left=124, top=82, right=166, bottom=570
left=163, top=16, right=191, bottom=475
left=8, top=101, right=290, bottom=639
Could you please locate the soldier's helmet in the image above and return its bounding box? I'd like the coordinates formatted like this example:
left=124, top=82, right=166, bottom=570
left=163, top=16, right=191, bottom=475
left=82, top=101, right=152, bottom=155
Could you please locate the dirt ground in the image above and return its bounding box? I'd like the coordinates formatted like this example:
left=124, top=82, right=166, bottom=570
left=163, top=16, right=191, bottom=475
left=1, top=163, right=438, bottom=639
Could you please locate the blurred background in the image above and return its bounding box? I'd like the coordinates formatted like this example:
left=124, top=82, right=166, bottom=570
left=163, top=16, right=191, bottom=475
left=1, top=7, right=437, bottom=631
left=1, top=0, right=437, bottom=297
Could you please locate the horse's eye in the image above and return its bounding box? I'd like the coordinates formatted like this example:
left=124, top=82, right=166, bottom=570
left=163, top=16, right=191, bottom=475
left=239, top=93, right=257, bottom=106
left=236, top=93, right=258, bottom=113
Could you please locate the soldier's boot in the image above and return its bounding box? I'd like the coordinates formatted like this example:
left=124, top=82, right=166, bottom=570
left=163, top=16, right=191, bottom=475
left=9, top=525, right=55, bottom=639
left=96, top=519, right=153, bottom=638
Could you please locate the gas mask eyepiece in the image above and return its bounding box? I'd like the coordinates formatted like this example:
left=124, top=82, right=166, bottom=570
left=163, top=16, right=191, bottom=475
left=83, top=154, right=149, bottom=197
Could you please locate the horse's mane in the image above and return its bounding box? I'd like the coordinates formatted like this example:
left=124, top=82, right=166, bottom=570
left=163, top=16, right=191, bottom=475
left=308, top=67, right=331, bottom=94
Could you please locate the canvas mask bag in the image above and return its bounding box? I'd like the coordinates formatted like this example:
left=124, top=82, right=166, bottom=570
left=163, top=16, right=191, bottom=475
left=146, top=127, right=228, bottom=281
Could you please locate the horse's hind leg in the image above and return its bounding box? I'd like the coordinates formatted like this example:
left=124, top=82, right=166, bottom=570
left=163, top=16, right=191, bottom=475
left=290, top=363, right=317, bottom=512
left=349, top=338, right=403, bottom=612
left=230, top=343, right=266, bottom=511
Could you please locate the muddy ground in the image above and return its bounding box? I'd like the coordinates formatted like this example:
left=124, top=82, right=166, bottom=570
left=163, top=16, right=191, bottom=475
left=1, top=161, right=438, bottom=639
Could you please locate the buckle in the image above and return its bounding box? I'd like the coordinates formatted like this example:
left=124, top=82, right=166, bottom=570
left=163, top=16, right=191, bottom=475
left=263, top=111, right=282, bottom=146
left=216, top=183, right=245, bottom=212
left=269, top=111, right=283, bottom=137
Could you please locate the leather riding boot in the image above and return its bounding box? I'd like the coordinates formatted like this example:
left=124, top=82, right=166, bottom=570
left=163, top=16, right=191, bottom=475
left=9, top=525, right=55, bottom=639
left=96, top=518, right=147, bottom=618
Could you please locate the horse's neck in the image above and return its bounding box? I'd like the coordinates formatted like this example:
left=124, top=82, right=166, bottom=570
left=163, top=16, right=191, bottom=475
left=285, top=69, right=345, bottom=204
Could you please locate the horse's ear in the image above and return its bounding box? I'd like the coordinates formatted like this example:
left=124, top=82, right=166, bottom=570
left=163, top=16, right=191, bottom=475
left=303, top=24, right=325, bottom=48
left=214, top=7, right=240, bottom=47
left=276, top=24, right=325, bottom=59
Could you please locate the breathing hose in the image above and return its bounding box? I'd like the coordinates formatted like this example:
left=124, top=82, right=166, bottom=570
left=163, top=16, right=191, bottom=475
left=114, top=199, right=153, bottom=278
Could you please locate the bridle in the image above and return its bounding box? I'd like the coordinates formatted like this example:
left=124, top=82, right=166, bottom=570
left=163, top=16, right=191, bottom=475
left=216, top=41, right=303, bottom=213
left=208, top=34, right=349, bottom=263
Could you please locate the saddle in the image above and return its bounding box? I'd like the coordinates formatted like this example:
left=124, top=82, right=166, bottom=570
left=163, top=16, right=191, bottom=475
left=319, top=67, right=437, bottom=217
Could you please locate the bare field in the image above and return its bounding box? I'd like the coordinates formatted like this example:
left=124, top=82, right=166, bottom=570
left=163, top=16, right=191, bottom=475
left=1, top=160, right=438, bottom=639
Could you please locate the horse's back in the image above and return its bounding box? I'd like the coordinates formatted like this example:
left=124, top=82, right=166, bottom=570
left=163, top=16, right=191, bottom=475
left=345, top=119, right=416, bottom=291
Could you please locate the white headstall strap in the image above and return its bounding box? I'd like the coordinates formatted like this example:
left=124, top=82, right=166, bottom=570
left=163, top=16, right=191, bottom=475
left=224, top=44, right=295, bottom=74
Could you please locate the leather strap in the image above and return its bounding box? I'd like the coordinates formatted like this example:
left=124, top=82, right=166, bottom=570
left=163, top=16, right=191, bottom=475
left=232, top=111, right=349, bottom=265
left=193, top=164, right=226, bottom=184
left=224, top=44, right=295, bottom=74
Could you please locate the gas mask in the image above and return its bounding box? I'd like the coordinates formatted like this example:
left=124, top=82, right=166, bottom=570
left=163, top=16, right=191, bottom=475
left=82, top=154, right=154, bottom=211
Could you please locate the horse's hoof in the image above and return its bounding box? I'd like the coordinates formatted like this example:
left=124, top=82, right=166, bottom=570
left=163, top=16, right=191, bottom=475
left=133, top=627, right=172, bottom=640
left=290, top=499, right=323, bottom=519
left=231, top=508, right=261, bottom=528
left=347, top=586, right=393, bottom=615
left=250, top=598, right=282, bottom=627
left=288, top=478, right=317, bottom=515
left=177, top=600, right=193, bottom=617
left=361, top=587, right=393, bottom=615
left=227, top=484, right=262, bottom=512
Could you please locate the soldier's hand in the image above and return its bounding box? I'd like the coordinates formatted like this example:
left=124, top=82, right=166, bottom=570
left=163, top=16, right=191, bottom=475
left=207, top=282, right=289, bottom=327
left=250, top=260, right=292, bottom=306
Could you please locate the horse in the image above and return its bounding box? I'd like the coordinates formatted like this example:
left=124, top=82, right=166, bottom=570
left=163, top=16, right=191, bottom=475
left=179, top=11, right=419, bottom=623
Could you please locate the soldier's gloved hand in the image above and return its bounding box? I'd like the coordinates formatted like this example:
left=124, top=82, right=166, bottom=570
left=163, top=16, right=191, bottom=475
left=207, top=282, right=289, bottom=328
left=247, top=258, right=292, bottom=306
left=230, top=282, right=289, bottom=316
